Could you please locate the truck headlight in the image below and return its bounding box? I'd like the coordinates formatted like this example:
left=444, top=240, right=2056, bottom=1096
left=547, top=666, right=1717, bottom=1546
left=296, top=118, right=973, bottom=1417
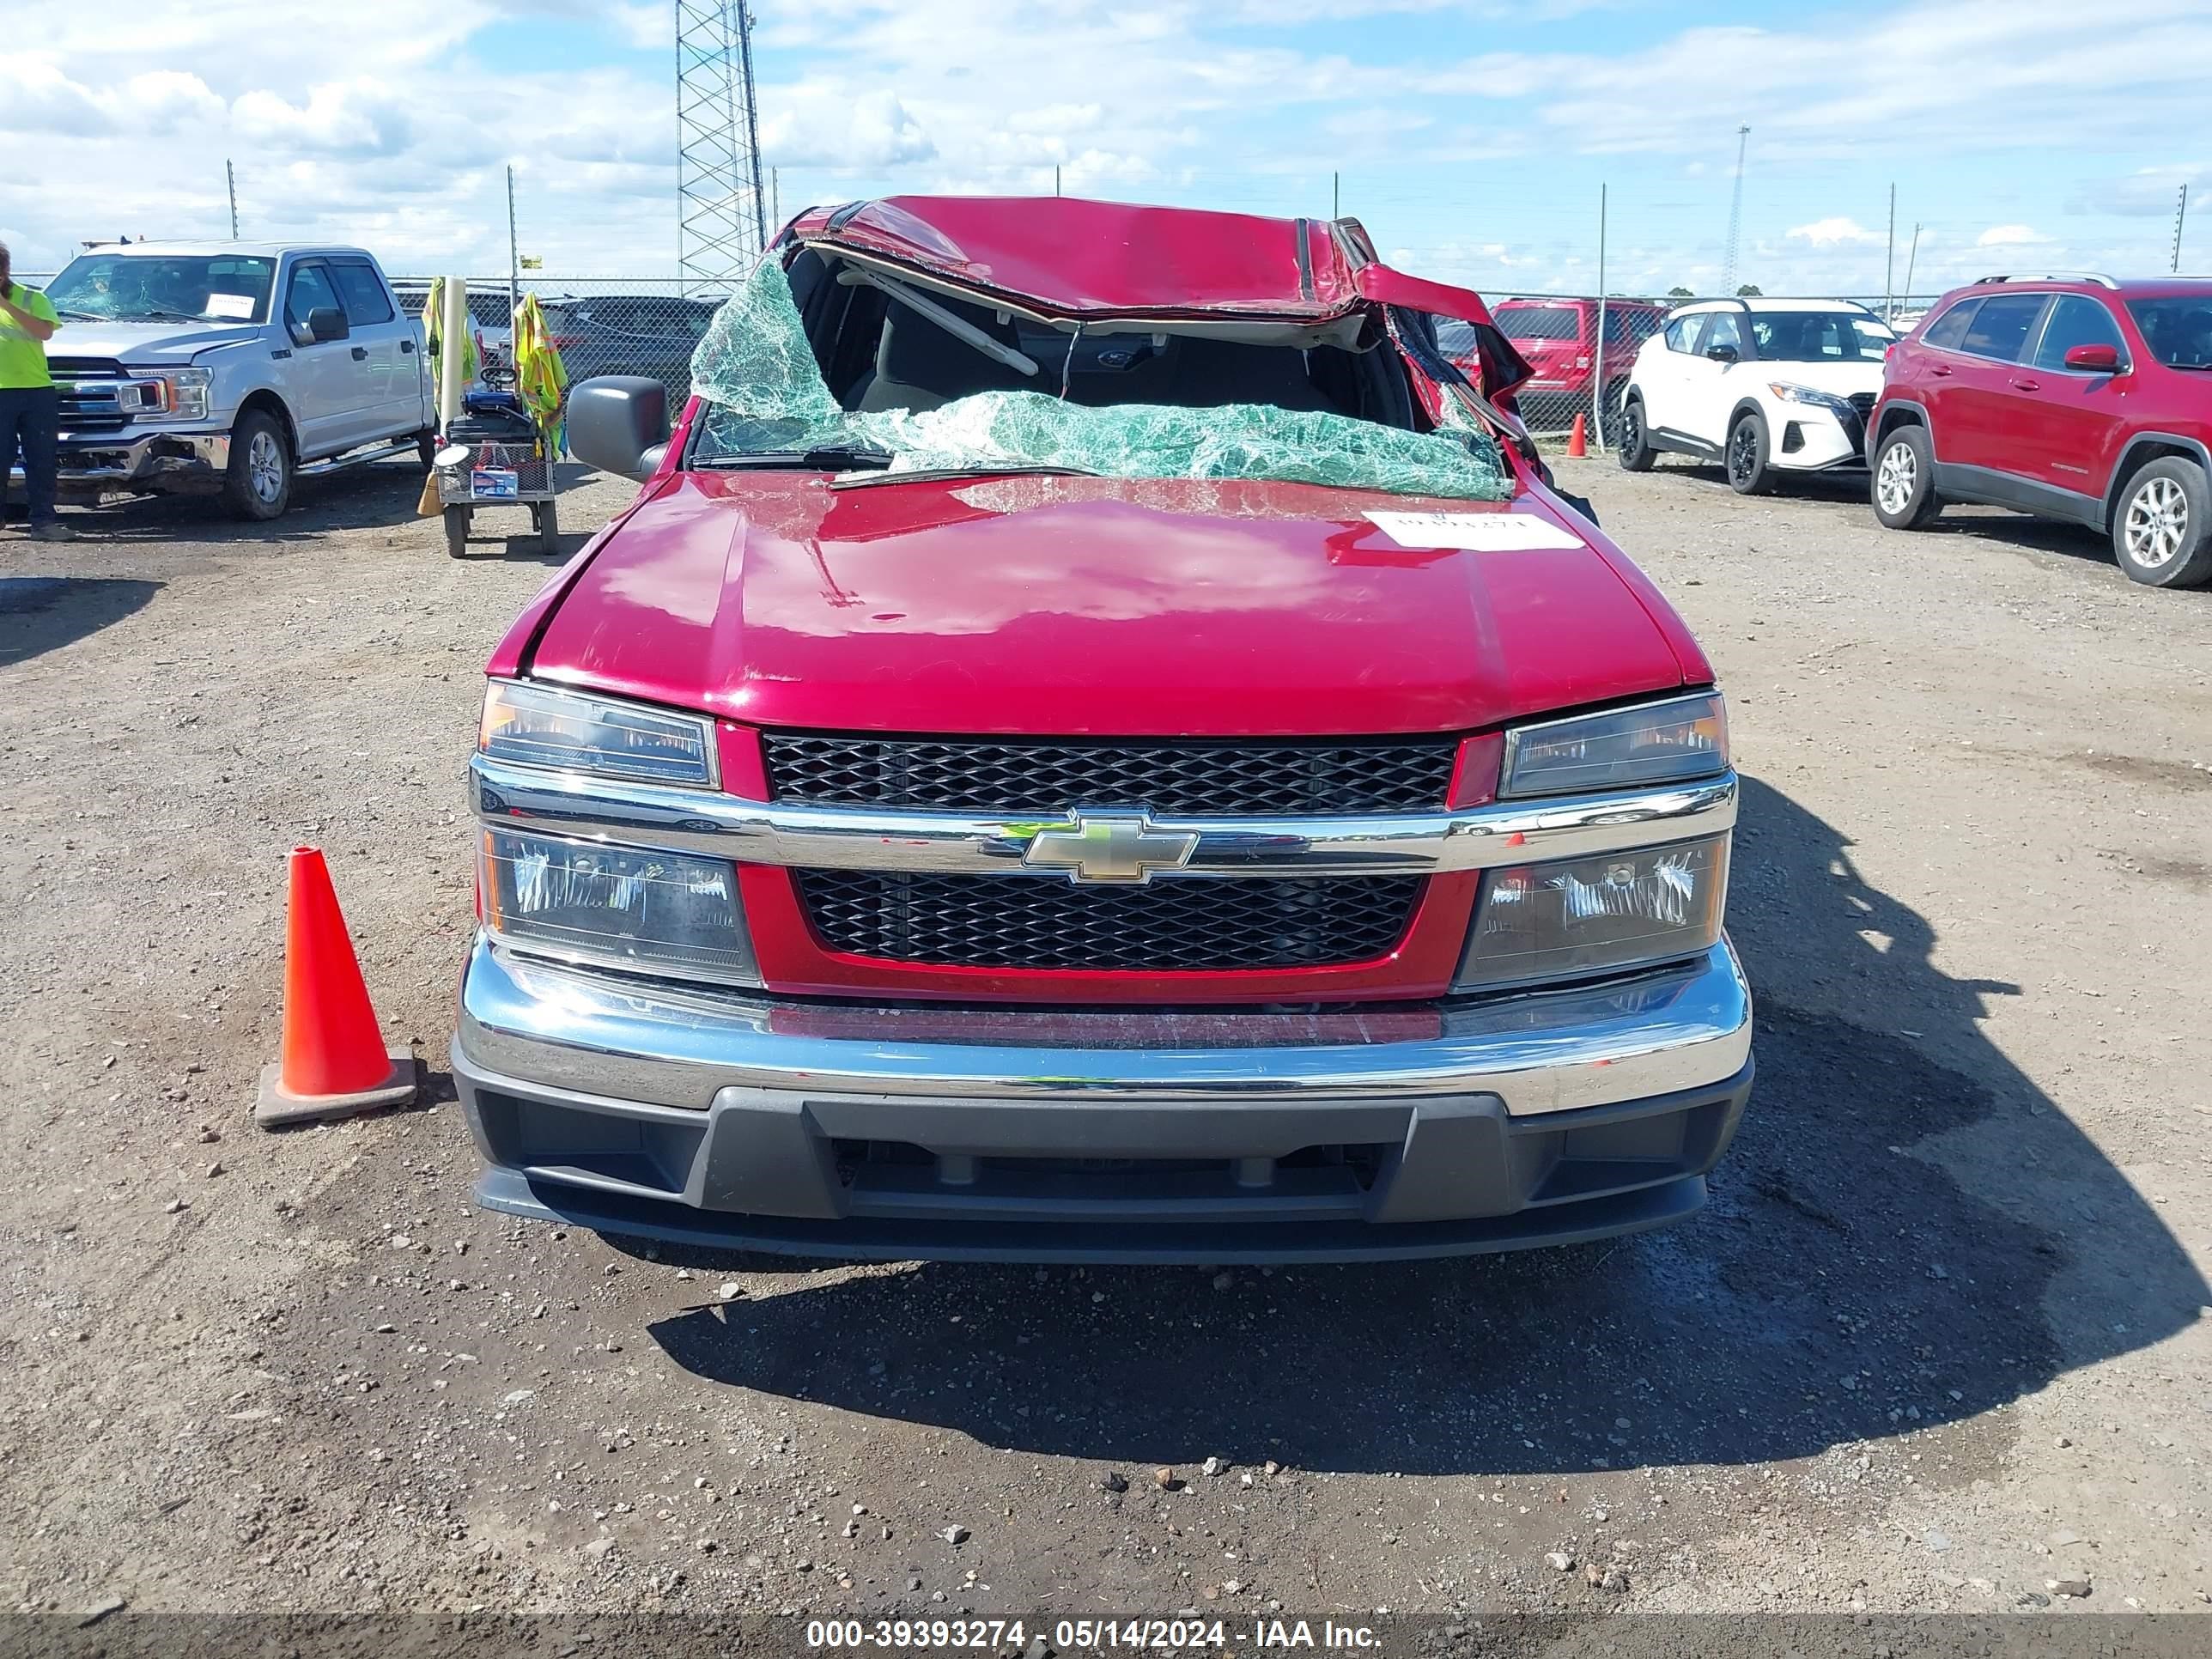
left=121, top=366, right=212, bottom=422
left=480, top=680, right=717, bottom=787
left=1455, top=835, right=1728, bottom=990
left=480, top=828, right=757, bottom=985
left=1499, top=692, right=1727, bottom=799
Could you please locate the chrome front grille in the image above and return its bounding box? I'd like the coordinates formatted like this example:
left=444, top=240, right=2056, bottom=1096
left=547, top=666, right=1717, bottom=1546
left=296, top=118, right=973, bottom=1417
left=762, top=732, right=1459, bottom=816
left=794, top=870, right=1425, bottom=972
left=50, top=358, right=133, bottom=434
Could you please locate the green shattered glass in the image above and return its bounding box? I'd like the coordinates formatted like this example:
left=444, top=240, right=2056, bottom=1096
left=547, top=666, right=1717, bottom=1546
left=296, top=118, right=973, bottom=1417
left=690, top=257, right=1510, bottom=502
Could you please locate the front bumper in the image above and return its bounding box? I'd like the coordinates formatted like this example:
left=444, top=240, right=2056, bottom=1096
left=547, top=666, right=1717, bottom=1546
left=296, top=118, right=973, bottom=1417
left=453, top=933, right=1754, bottom=1263
left=1771, top=404, right=1869, bottom=471
left=8, top=428, right=231, bottom=501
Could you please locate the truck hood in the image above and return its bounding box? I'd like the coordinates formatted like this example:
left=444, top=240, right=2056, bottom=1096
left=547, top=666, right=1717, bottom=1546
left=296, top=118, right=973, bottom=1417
left=48, top=319, right=259, bottom=364
left=524, top=471, right=1697, bottom=738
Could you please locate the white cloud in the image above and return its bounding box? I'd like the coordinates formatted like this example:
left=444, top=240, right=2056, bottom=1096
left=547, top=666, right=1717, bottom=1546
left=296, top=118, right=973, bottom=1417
left=1788, top=216, right=1882, bottom=247
left=124, top=71, right=228, bottom=131
left=230, top=82, right=412, bottom=155
left=760, top=88, right=935, bottom=169
left=1975, top=222, right=2051, bottom=247
left=0, top=58, right=118, bottom=137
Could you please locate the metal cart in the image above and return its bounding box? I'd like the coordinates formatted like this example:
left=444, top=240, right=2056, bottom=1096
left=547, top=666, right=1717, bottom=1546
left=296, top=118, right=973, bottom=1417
left=436, top=427, right=558, bottom=558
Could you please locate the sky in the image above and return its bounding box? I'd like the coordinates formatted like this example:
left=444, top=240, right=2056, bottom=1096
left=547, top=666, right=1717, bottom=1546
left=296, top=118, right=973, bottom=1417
left=3, top=0, right=2209, bottom=300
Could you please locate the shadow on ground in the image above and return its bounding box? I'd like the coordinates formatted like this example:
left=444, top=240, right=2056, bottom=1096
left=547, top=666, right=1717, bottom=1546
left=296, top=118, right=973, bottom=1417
left=640, top=775, right=2206, bottom=1476
left=0, top=575, right=161, bottom=667
left=45, top=459, right=604, bottom=554
left=1650, top=459, right=2144, bottom=579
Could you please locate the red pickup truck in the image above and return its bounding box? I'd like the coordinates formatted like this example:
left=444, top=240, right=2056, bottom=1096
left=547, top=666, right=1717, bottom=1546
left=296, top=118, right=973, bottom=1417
left=456, top=197, right=1751, bottom=1263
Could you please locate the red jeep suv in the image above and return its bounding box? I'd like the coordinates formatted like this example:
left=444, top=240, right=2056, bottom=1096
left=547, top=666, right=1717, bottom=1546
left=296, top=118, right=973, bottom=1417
left=1868, top=273, right=2212, bottom=587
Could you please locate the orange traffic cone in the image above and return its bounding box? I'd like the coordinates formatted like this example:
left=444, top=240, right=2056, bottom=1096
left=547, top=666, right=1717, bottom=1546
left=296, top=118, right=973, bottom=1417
left=255, top=847, right=419, bottom=1128
left=1566, top=412, right=1589, bottom=458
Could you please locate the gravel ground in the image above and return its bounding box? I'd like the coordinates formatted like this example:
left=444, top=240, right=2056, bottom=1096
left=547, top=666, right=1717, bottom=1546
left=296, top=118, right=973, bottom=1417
left=2, top=453, right=2209, bottom=1630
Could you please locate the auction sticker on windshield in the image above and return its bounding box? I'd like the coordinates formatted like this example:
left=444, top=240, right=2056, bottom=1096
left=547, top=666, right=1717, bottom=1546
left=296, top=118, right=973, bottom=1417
left=1364, top=510, right=1585, bottom=552
left=205, top=293, right=256, bottom=319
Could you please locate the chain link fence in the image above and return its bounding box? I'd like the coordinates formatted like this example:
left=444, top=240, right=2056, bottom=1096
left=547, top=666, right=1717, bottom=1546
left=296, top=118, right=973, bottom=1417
left=1472, top=292, right=1946, bottom=443
left=23, top=264, right=1948, bottom=447
left=390, top=276, right=726, bottom=411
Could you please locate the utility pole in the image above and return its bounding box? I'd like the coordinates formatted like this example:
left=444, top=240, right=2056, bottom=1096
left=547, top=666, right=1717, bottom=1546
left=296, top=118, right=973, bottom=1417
left=1593, top=183, right=1610, bottom=453
left=1903, top=222, right=1922, bottom=309
left=1332, top=171, right=1340, bottom=219
left=770, top=166, right=780, bottom=234
left=1054, top=164, right=1061, bottom=198
left=2175, top=184, right=2191, bottom=274
left=226, top=159, right=239, bottom=239
left=1884, top=183, right=1896, bottom=320
left=507, top=165, right=520, bottom=322
left=1721, top=124, right=1749, bottom=295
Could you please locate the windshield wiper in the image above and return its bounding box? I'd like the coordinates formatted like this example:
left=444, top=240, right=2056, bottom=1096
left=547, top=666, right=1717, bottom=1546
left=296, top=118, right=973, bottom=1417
left=56, top=307, right=107, bottom=322
left=696, top=444, right=895, bottom=471
left=830, top=463, right=1100, bottom=489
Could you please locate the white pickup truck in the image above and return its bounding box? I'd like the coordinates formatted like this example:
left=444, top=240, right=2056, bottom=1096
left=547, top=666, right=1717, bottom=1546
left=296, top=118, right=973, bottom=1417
left=27, top=241, right=435, bottom=520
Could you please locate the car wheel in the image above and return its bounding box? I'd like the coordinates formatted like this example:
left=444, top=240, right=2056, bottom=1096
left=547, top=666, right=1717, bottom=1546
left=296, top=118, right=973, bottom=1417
left=1724, top=411, right=1771, bottom=495
left=2112, top=457, right=2212, bottom=587
left=1870, top=425, right=1942, bottom=529
left=444, top=505, right=471, bottom=559
left=1617, top=396, right=1656, bottom=472
left=1593, top=383, right=1631, bottom=448
left=221, top=410, right=293, bottom=521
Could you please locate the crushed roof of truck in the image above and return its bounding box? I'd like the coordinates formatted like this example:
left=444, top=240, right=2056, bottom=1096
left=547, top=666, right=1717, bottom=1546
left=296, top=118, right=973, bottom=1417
left=783, top=195, right=1504, bottom=331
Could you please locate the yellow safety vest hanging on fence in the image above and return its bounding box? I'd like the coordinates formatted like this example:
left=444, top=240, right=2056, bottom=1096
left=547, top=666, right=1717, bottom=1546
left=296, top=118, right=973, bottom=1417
left=509, top=294, right=569, bottom=448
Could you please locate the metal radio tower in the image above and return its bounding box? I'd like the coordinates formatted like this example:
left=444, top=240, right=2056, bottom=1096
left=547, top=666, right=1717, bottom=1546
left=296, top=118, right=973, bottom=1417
left=1721, top=125, right=1750, bottom=295
left=677, top=0, right=769, bottom=292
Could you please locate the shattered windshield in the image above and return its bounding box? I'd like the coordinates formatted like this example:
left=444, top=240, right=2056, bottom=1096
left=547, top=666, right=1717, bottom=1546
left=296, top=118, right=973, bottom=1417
left=687, top=256, right=1511, bottom=502
left=46, top=254, right=275, bottom=325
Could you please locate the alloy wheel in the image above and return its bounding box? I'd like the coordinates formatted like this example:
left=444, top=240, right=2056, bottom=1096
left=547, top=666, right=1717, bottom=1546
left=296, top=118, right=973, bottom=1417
left=249, top=431, right=285, bottom=505
left=2124, top=476, right=2189, bottom=569
left=1876, top=441, right=1917, bottom=515
left=1729, top=425, right=1758, bottom=485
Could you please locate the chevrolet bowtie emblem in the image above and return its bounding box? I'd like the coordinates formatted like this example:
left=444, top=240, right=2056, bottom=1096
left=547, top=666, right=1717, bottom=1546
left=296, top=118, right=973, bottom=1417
left=1022, top=811, right=1200, bottom=884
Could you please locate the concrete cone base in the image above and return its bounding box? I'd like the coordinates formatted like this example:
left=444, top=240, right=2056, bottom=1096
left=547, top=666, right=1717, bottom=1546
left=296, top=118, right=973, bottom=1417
left=255, top=1048, right=419, bottom=1128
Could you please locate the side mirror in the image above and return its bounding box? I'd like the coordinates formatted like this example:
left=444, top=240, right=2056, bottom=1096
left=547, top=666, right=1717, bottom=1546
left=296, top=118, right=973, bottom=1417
left=307, top=307, right=349, bottom=343
left=2063, top=343, right=2122, bottom=373
left=1705, top=343, right=1740, bottom=364
left=568, top=375, right=670, bottom=481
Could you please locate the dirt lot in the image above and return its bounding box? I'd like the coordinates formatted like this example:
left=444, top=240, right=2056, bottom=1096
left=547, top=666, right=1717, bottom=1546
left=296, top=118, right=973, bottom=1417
left=3, top=453, right=2209, bottom=1630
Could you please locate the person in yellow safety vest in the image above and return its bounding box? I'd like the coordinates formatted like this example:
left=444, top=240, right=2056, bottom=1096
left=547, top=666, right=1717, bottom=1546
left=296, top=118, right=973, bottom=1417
left=422, top=277, right=478, bottom=421
left=508, top=295, right=569, bottom=449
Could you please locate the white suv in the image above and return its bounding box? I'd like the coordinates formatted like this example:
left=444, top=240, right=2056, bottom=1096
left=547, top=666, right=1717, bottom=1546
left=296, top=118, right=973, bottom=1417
left=1618, top=299, right=1897, bottom=493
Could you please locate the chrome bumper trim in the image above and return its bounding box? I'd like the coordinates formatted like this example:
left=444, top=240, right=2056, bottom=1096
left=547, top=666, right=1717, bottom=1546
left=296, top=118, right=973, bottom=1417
left=27, top=430, right=230, bottom=486
left=455, top=933, right=1752, bottom=1118
left=470, top=754, right=1737, bottom=878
